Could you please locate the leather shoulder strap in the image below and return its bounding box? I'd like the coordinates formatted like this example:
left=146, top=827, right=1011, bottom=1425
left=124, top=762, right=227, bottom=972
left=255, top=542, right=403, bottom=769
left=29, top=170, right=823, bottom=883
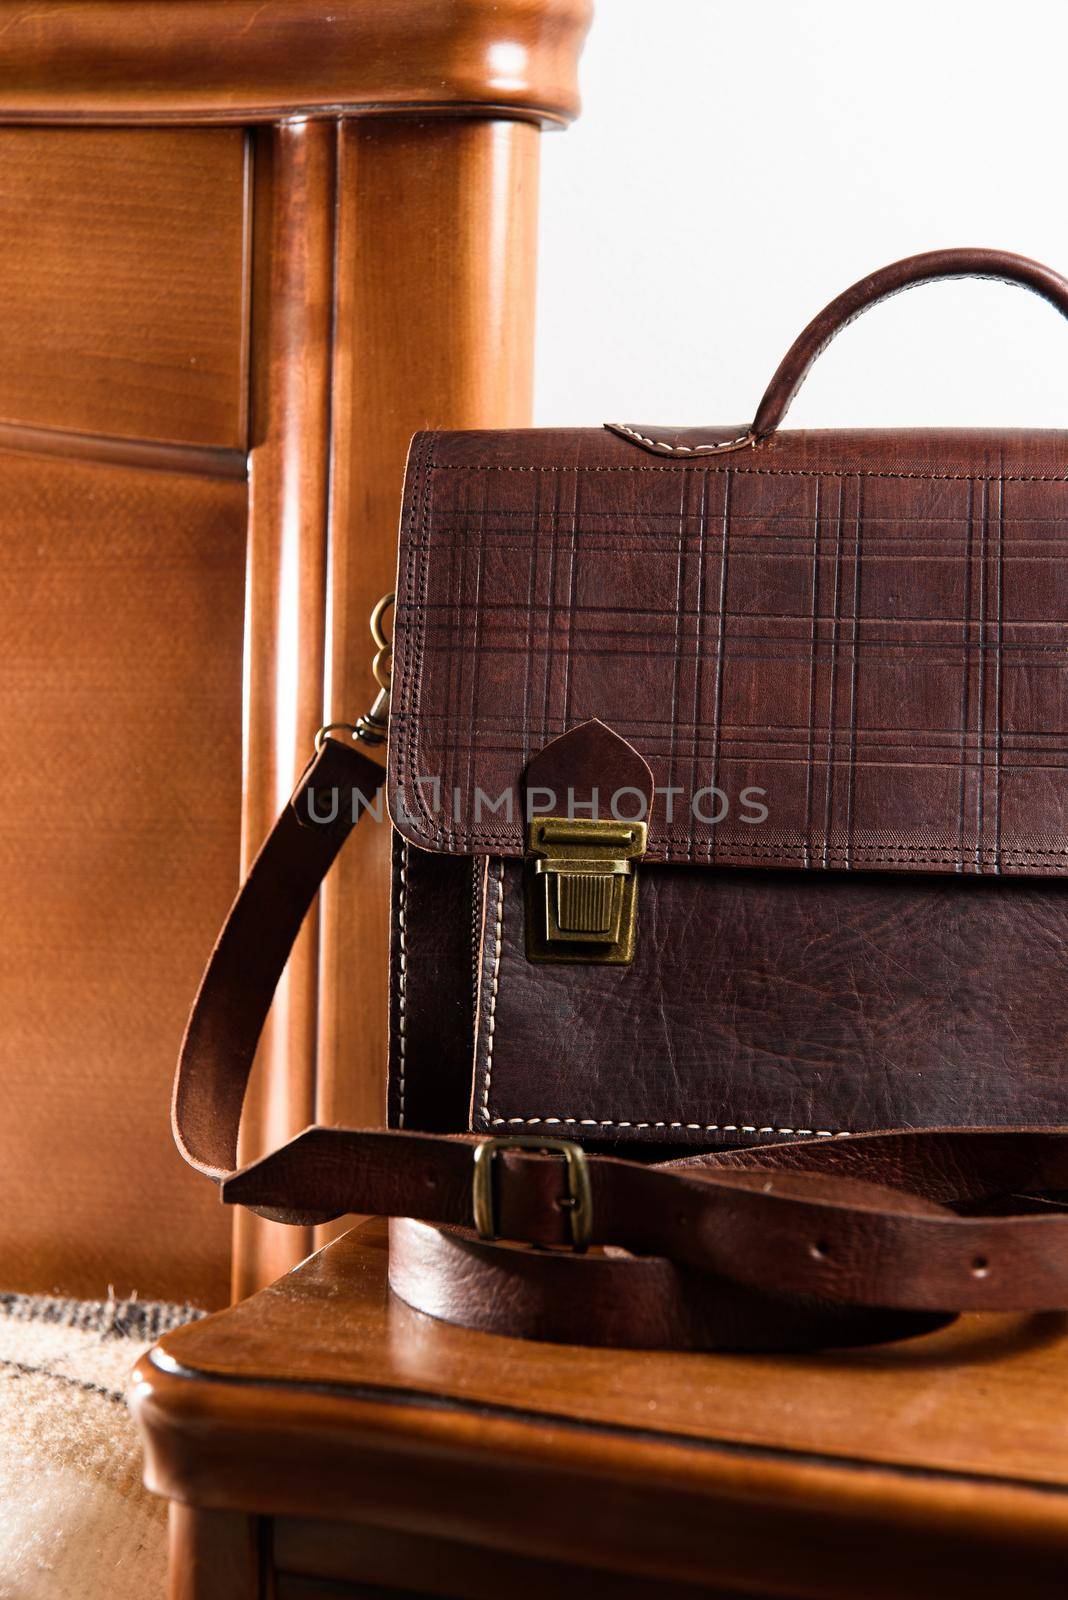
left=172, top=738, right=1068, bottom=1332
left=173, top=737, right=384, bottom=1186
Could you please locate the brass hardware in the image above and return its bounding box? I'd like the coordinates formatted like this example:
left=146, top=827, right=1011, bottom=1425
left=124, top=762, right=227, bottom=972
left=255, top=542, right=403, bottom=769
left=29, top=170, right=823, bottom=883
left=314, top=591, right=394, bottom=751
left=472, top=1135, right=592, bottom=1251
left=525, top=815, right=647, bottom=965
left=370, top=591, right=394, bottom=692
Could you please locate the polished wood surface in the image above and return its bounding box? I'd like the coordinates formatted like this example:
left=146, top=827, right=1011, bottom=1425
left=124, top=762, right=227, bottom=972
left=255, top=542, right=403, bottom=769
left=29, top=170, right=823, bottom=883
left=0, top=0, right=588, bottom=1308
left=233, top=113, right=546, bottom=1293
left=0, top=0, right=591, bottom=126
left=316, top=114, right=541, bottom=1181
left=0, top=447, right=244, bottom=1304
left=232, top=120, right=336, bottom=1296
left=0, top=119, right=252, bottom=1306
left=133, top=1222, right=1068, bottom=1599
left=0, top=128, right=249, bottom=449
left=168, top=1506, right=262, bottom=1600
left=273, top=1517, right=772, bottom=1599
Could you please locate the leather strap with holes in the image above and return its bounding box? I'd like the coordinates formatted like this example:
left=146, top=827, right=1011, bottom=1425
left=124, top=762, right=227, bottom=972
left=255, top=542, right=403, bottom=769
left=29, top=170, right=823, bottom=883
left=172, top=737, right=1068, bottom=1350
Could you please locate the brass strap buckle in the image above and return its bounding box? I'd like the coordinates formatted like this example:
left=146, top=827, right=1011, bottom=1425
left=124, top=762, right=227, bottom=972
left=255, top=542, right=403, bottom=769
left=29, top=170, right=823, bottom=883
left=471, top=1135, right=592, bottom=1252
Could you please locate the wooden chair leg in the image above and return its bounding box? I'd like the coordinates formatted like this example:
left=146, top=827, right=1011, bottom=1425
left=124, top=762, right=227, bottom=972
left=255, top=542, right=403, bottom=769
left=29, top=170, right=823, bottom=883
left=168, top=1504, right=264, bottom=1600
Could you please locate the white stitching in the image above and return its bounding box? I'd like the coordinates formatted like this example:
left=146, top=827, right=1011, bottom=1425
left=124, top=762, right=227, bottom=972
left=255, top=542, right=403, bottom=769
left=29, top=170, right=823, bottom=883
left=479, top=862, right=850, bottom=1140
left=430, top=461, right=1068, bottom=481
left=479, top=859, right=505, bottom=1122
left=610, top=422, right=756, bottom=455
left=488, top=1116, right=850, bottom=1138
left=396, top=842, right=409, bottom=1128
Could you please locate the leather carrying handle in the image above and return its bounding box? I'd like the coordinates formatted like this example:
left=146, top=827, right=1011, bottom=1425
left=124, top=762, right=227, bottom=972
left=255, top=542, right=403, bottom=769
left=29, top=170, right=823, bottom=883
left=751, top=247, right=1068, bottom=441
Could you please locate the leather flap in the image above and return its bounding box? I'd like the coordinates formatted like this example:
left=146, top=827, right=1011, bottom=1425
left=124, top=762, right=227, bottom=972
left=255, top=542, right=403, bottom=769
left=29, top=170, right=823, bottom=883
left=389, top=426, right=1068, bottom=875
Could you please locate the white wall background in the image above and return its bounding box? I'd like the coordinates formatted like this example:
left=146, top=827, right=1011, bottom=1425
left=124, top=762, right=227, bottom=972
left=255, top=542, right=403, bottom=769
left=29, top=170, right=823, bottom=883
left=535, top=0, right=1068, bottom=432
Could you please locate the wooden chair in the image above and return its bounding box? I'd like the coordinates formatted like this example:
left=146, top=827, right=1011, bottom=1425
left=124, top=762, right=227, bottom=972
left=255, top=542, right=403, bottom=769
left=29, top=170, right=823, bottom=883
left=0, top=0, right=590, bottom=1307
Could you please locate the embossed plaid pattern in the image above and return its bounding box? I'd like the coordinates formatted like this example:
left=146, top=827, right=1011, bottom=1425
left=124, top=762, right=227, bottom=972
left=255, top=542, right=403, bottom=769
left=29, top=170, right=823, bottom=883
left=391, top=429, right=1068, bottom=875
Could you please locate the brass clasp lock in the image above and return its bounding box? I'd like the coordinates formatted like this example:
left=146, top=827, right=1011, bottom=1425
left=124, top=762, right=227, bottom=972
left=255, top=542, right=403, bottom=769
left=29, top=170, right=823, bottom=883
left=525, top=816, right=647, bottom=965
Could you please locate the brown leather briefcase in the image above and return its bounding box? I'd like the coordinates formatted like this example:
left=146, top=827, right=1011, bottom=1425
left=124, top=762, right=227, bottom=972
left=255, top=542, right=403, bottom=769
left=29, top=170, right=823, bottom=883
left=175, top=248, right=1068, bottom=1350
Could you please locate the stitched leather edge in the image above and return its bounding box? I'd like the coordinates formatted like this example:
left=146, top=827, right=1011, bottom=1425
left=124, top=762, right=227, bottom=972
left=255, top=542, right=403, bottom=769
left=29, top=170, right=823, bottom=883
left=476, top=858, right=852, bottom=1140
left=429, top=463, right=1068, bottom=481
left=488, top=1117, right=849, bottom=1137
left=477, top=858, right=505, bottom=1127
left=396, top=841, right=409, bottom=1129
left=607, top=421, right=756, bottom=455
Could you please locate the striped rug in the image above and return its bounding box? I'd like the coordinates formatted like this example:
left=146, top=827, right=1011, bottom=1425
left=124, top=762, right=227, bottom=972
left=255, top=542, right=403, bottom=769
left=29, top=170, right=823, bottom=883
left=0, top=1292, right=203, bottom=1599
